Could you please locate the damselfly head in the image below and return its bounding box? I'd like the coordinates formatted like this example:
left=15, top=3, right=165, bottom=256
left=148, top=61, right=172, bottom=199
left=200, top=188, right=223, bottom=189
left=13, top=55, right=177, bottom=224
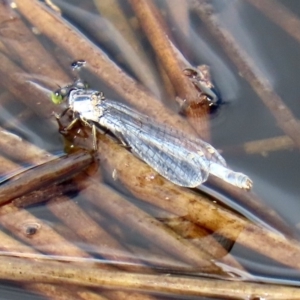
left=51, top=80, right=89, bottom=105
left=51, top=90, right=64, bottom=105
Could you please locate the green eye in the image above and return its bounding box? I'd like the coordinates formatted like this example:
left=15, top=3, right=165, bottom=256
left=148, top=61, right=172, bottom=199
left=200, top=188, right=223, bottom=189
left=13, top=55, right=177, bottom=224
left=51, top=92, right=63, bottom=104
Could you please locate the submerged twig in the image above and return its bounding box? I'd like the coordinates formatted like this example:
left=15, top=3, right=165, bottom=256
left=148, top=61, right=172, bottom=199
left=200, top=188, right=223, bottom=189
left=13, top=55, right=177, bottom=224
left=84, top=180, right=226, bottom=276
left=228, top=135, right=295, bottom=155
left=0, top=202, right=89, bottom=257
left=79, top=206, right=194, bottom=272
left=46, top=193, right=152, bottom=270
left=191, top=0, right=300, bottom=150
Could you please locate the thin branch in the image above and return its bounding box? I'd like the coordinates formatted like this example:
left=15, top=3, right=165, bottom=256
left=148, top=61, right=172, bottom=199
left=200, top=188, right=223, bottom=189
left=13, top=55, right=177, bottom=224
left=87, top=208, right=196, bottom=272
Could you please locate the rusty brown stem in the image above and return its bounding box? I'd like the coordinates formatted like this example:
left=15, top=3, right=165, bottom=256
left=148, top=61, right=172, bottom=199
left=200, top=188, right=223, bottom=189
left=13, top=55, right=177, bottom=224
left=130, top=0, right=210, bottom=139
left=0, top=150, right=93, bottom=205
left=15, top=0, right=196, bottom=137
left=191, top=0, right=300, bottom=150
left=129, top=0, right=195, bottom=100
left=0, top=255, right=300, bottom=299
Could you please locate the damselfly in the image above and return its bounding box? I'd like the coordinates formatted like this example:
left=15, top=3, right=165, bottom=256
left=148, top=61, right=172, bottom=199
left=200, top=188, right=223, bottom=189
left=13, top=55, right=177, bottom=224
left=52, top=81, right=253, bottom=190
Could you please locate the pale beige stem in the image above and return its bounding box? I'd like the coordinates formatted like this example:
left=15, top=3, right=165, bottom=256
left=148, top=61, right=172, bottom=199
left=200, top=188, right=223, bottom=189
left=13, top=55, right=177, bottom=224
left=0, top=256, right=299, bottom=299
